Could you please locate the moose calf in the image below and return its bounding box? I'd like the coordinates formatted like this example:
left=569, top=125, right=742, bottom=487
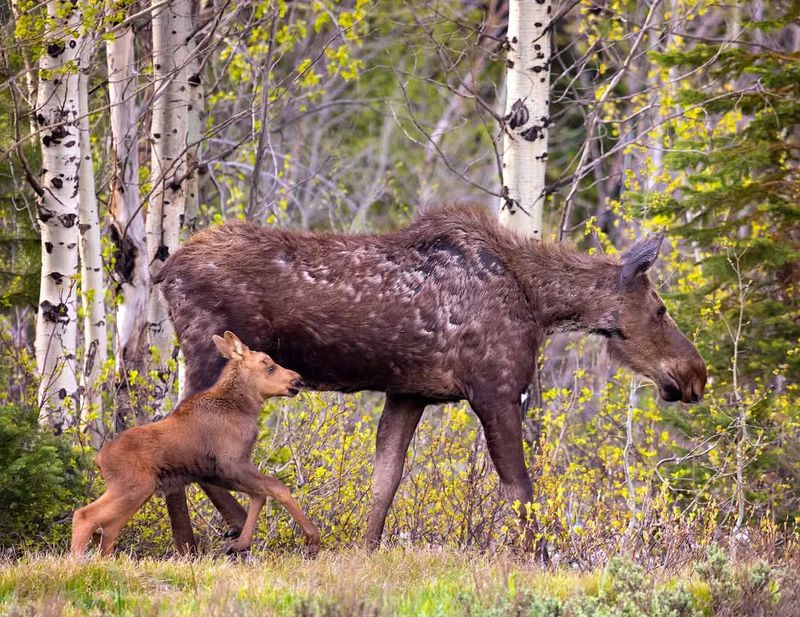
left=71, top=331, right=320, bottom=557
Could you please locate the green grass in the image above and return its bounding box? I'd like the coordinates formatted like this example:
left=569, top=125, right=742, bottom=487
left=0, top=548, right=792, bottom=616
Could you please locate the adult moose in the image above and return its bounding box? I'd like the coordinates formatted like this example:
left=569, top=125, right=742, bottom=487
left=155, top=204, right=707, bottom=554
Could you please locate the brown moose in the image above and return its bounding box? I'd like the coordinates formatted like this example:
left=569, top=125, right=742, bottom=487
left=155, top=204, right=707, bottom=553
left=71, top=331, right=320, bottom=557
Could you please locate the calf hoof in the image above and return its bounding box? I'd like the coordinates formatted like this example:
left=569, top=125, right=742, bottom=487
left=225, top=548, right=253, bottom=564
left=223, top=539, right=250, bottom=555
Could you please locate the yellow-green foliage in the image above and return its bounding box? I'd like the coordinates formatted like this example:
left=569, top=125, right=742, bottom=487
left=94, top=367, right=798, bottom=567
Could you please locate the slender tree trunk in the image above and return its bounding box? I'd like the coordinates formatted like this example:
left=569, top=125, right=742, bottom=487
left=183, top=27, right=204, bottom=237
left=77, top=35, right=108, bottom=446
left=106, top=6, right=149, bottom=429
left=34, top=0, right=83, bottom=430
left=177, top=14, right=206, bottom=400
left=498, top=0, right=552, bottom=239
left=146, top=0, right=191, bottom=415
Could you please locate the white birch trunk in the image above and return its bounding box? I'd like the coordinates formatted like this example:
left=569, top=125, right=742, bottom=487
left=77, top=36, right=108, bottom=446
left=146, top=0, right=191, bottom=415
left=177, top=18, right=205, bottom=400
left=106, top=10, right=149, bottom=426
left=183, top=33, right=204, bottom=237
left=34, top=0, right=83, bottom=429
left=499, top=0, right=552, bottom=239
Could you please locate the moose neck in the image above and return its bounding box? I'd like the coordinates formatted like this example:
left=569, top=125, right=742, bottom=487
left=210, top=363, right=263, bottom=415
left=508, top=241, right=622, bottom=335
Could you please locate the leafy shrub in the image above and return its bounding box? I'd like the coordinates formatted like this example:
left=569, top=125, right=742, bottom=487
left=0, top=404, right=89, bottom=553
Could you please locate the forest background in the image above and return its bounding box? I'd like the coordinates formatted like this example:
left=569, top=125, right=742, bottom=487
left=0, top=0, right=799, bottom=614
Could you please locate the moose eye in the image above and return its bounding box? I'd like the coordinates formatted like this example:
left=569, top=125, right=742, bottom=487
left=267, top=365, right=276, bottom=375
left=656, top=306, right=667, bottom=317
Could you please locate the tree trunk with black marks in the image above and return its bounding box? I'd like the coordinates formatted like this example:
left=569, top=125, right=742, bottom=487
left=499, top=0, right=552, bottom=239
left=146, top=0, right=191, bottom=415
left=106, top=5, right=149, bottom=430
left=176, top=15, right=205, bottom=400
left=77, top=35, right=107, bottom=445
left=34, top=0, right=83, bottom=430
left=183, top=29, right=204, bottom=238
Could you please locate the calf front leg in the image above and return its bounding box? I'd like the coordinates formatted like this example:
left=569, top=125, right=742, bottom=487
left=227, top=466, right=320, bottom=553
left=200, top=483, right=248, bottom=535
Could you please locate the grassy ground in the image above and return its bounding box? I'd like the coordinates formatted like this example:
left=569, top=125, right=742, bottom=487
left=0, top=547, right=795, bottom=616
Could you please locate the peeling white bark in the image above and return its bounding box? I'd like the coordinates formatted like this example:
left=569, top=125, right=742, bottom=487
left=34, top=0, right=83, bottom=429
left=146, top=0, right=191, bottom=414
left=77, top=36, right=107, bottom=446
left=499, top=0, right=552, bottom=239
left=107, top=9, right=149, bottom=385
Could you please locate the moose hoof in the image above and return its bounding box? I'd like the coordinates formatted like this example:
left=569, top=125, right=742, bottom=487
left=223, top=528, right=242, bottom=539
left=302, top=541, right=320, bottom=559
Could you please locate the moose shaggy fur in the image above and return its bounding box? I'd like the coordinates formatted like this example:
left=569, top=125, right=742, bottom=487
left=71, top=331, right=320, bottom=556
left=155, top=204, right=707, bottom=552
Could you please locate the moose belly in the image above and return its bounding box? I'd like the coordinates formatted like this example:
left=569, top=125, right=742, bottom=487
left=259, top=320, right=461, bottom=397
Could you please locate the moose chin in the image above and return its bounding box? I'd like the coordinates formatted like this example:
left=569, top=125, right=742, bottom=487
left=154, top=203, right=707, bottom=555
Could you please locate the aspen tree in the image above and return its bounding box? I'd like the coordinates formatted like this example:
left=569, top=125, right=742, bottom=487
left=499, top=0, right=552, bottom=239
left=77, top=35, right=107, bottom=444
left=146, top=0, right=191, bottom=414
left=34, top=0, right=84, bottom=429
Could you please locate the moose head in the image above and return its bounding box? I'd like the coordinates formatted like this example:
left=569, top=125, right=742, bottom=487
left=591, top=236, right=707, bottom=404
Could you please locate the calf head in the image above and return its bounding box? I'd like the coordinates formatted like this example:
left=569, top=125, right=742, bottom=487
left=597, top=237, right=707, bottom=404
left=212, top=331, right=303, bottom=399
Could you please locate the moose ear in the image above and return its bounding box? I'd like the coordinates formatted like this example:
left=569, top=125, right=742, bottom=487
left=222, top=330, right=246, bottom=359
left=620, top=234, right=664, bottom=287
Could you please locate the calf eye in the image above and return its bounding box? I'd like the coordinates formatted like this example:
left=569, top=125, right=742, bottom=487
left=267, top=365, right=276, bottom=375
left=656, top=306, right=667, bottom=317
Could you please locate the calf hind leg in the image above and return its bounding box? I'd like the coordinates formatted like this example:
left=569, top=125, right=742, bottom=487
left=71, top=488, right=152, bottom=557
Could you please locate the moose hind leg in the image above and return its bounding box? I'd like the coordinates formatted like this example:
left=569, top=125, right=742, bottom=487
left=200, top=483, right=247, bottom=535
left=364, top=394, right=427, bottom=550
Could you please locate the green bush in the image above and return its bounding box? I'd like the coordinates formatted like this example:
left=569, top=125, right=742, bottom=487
left=0, top=404, right=89, bottom=553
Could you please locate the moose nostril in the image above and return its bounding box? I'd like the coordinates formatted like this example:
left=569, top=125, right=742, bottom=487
left=292, top=378, right=304, bottom=389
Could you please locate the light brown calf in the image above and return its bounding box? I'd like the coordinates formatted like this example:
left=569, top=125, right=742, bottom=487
left=71, top=331, right=320, bottom=557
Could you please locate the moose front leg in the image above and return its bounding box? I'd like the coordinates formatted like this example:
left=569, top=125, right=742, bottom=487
left=165, top=489, right=197, bottom=556
left=470, top=395, right=547, bottom=561
left=364, top=393, right=427, bottom=549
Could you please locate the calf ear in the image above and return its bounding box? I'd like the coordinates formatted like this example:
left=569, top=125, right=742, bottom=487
left=222, top=330, right=246, bottom=359
left=620, top=234, right=664, bottom=287
left=212, top=334, right=233, bottom=359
